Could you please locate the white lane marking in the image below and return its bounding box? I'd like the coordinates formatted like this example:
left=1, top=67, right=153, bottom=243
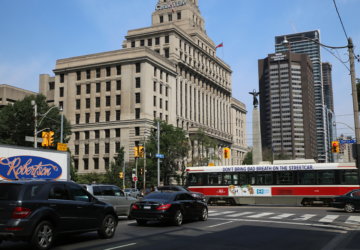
left=345, top=216, right=360, bottom=224
left=208, top=210, right=218, bottom=214
left=226, top=212, right=254, bottom=217
left=208, top=221, right=234, bottom=228
left=247, top=212, right=274, bottom=218
left=208, top=217, right=351, bottom=233
left=210, top=211, right=236, bottom=216
left=269, top=213, right=294, bottom=220
left=104, top=243, right=137, bottom=250
left=293, top=214, right=316, bottom=221
left=319, top=215, right=339, bottom=223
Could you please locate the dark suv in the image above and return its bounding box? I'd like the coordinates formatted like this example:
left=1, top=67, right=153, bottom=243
left=0, top=180, right=118, bottom=250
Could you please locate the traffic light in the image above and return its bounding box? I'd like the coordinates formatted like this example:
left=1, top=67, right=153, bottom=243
left=41, top=132, right=49, bottom=147
left=140, top=168, right=143, bottom=175
left=134, top=146, right=139, bottom=158
left=49, top=131, right=55, bottom=147
left=119, top=172, right=124, bottom=179
left=138, top=146, right=144, bottom=158
left=331, top=141, right=340, bottom=153
left=223, top=147, right=231, bottom=159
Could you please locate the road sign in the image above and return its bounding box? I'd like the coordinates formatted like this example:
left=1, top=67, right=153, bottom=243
left=156, top=154, right=164, bottom=159
left=339, top=139, right=356, bottom=144
left=133, top=176, right=138, bottom=182
left=25, top=136, right=42, bottom=143
left=57, top=143, right=68, bottom=152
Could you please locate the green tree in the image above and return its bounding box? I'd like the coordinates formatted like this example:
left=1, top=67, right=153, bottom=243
left=0, top=94, right=71, bottom=147
left=145, top=120, right=189, bottom=186
left=105, top=146, right=125, bottom=187
left=242, top=151, right=253, bottom=165
left=189, top=128, right=219, bottom=166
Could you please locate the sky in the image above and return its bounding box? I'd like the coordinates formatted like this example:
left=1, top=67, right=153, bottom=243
left=1, top=0, right=359, bottom=146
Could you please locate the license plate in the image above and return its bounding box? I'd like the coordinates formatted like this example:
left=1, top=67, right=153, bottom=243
left=143, top=206, right=151, bottom=209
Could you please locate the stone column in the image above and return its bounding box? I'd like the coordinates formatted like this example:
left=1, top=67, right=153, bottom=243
left=252, top=107, right=263, bottom=164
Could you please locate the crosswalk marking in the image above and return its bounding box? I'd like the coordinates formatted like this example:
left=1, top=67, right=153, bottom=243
left=207, top=210, right=360, bottom=227
left=319, top=215, right=339, bottom=223
left=269, top=213, right=294, bottom=219
left=247, top=212, right=274, bottom=218
left=345, top=216, right=360, bottom=224
left=210, top=211, right=236, bottom=216
left=226, top=212, right=254, bottom=217
left=293, top=214, right=316, bottom=221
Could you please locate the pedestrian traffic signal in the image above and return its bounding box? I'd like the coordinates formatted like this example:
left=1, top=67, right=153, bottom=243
left=331, top=141, right=340, bottom=153
left=41, top=132, right=49, bottom=147
left=119, top=172, right=124, bottom=179
left=49, top=131, right=55, bottom=147
left=140, top=168, right=143, bottom=175
left=138, top=146, right=144, bottom=158
left=223, top=147, right=231, bottom=159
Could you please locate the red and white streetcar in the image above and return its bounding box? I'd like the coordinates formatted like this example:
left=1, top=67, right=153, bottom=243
left=186, top=162, right=360, bottom=206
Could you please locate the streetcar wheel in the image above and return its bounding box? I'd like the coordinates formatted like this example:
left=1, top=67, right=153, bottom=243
left=344, top=203, right=355, bottom=213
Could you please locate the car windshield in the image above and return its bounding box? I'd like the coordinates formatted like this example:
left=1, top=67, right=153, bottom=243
left=0, top=183, right=22, bottom=200
left=124, top=189, right=131, bottom=192
left=144, top=192, right=175, bottom=201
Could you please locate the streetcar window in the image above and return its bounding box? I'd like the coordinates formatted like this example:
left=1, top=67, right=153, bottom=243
left=249, top=173, right=256, bottom=185
left=239, top=173, right=247, bottom=185
left=276, top=172, right=294, bottom=185
left=223, top=174, right=232, bottom=185
left=340, top=170, right=358, bottom=185
left=256, top=172, right=273, bottom=185
left=233, top=174, right=239, bottom=185
left=318, top=171, right=335, bottom=185
left=187, top=173, right=204, bottom=186
left=298, top=172, right=316, bottom=185
left=208, top=173, right=222, bottom=185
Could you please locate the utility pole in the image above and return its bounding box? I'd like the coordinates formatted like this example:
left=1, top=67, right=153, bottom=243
left=135, top=154, right=138, bottom=190
left=33, top=102, right=38, bottom=148
left=157, top=120, right=160, bottom=187
left=60, top=106, right=64, bottom=143
left=348, top=38, right=360, bottom=183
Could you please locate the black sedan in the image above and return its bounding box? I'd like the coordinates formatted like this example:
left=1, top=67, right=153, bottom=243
left=130, top=191, right=208, bottom=226
left=331, top=189, right=360, bottom=213
left=157, top=185, right=206, bottom=202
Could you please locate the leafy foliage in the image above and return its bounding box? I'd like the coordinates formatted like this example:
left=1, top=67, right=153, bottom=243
left=0, top=94, right=71, bottom=147
left=104, top=146, right=125, bottom=187
left=242, top=151, right=253, bottom=165
left=145, top=120, right=189, bottom=186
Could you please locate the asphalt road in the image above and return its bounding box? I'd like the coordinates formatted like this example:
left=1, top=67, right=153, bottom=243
left=1, top=206, right=360, bottom=250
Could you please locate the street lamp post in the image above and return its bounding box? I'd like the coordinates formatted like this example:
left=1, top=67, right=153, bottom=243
left=31, top=101, right=63, bottom=148
left=157, top=120, right=160, bottom=187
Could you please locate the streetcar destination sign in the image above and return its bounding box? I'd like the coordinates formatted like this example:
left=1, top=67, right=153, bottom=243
left=222, top=165, right=314, bottom=172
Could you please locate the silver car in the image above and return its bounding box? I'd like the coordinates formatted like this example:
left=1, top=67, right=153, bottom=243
left=82, top=184, right=137, bottom=217
left=124, top=188, right=141, bottom=198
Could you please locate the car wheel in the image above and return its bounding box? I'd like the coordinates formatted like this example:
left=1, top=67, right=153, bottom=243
left=199, top=207, right=208, bottom=221
left=31, top=221, right=54, bottom=250
left=173, top=210, right=183, bottom=226
left=98, top=214, right=117, bottom=239
left=136, top=219, right=147, bottom=226
left=344, top=203, right=355, bottom=213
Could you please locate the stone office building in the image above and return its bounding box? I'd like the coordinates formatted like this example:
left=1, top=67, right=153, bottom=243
left=40, top=0, right=247, bottom=173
